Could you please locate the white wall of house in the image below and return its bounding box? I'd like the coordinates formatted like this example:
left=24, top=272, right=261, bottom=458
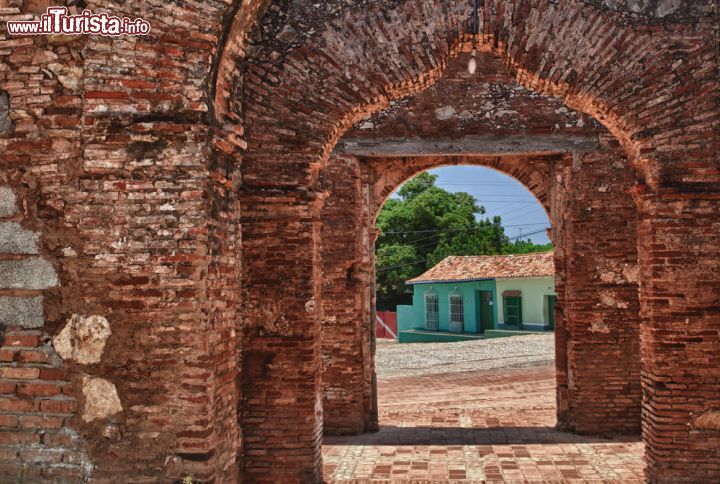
left=495, top=276, right=556, bottom=327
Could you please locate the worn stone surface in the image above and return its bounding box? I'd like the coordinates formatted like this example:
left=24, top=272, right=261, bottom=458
left=583, top=0, right=712, bottom=18
left=0, top=296, right=44, bottom=328
left=0, top=187, right=17, bottom=217
left=695, top=411, right=720, bottom=430
left=0, top=258, right=58, bottom=290
left=0, top=221, right=40, bottom=254
left=81, top=377, right=122, bottom=422
left=53, top=314, right=111, bottom=365
left=0, top=91, right=11, bottom=136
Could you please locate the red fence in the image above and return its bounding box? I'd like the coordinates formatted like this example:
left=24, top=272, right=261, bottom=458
left=376, top=311, right=398, bottom=340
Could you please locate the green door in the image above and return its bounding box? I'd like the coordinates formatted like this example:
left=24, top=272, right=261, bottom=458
left=476, top=291, right=494, bottom=331
left=547, top=295, right=557, bottom=330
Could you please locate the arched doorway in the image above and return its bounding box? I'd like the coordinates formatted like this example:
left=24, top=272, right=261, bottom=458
left=320, top=150, right=642, bottom=479
left=229, top=2, right=719, bottom=481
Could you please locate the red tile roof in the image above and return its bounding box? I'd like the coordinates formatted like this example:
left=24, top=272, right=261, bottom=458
left=407, top=251, right=554, bottom=284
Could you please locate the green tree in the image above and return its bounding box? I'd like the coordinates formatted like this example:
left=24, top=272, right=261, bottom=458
left=375, top=173, right=552, bottom=309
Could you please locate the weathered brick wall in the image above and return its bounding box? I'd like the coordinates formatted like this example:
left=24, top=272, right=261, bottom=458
left=237, top=1, right=717, bottom=478
left=0, top=184, right=89, bottom=480
left=339, top=51, right=601, bottom=144
left=636, top=190, right=720, bottom=480
left=319, top=156, right=371, bottom=436
left=1, top=3, right=93, bottom=479
left=550, top=138, right=642, bottom=435
left=0, top=0, right=255, bottom=481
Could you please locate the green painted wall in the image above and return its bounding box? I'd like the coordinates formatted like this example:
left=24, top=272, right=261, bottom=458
left=396, top=276, right=556, bottom=334
left=495, top=276, right=556, bottom=327
left=397, top=280, right=496, bottom=334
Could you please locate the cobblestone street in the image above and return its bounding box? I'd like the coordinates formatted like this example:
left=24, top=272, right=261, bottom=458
left=323, top=339, right=644, bottom=482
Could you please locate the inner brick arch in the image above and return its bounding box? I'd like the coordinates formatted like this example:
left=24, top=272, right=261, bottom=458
left=368, top=155, right=555, bottom=221
left=319, top=145, right=643, bottom=438
left=319, top=153, right=562, bottom=438
left=231, top=1, right=719, bottom=481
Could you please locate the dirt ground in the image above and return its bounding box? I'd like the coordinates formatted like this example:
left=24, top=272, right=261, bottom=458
left=323, top=336, right=644, bottom=482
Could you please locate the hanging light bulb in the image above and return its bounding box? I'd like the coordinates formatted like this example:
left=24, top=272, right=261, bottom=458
left=468, top=0, right=479, bottom=75
left=468, top=49, right=477, bottom=74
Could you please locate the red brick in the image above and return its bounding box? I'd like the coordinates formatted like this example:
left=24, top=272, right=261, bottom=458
left=38, top=368, right=67, bottom=381
left=40, top=399, right=77, bottom=414
left=0, top=367, right=40, bottom=380
left=0, top=399, right=39, bottom=412
left=16, top=351, right=51, bottom=364
left=0, top=415, right=18, bottom=428
left=18, top=415, right=65, bottom=430
left=0, top=383, right=16, bottom=394
left=16, top=382, right=62, bottom=398
left=2, top=335, right=40, bottom=348
left=0, top=431, right=41, bottom=445
left=85, top=90, right=129, bottom=100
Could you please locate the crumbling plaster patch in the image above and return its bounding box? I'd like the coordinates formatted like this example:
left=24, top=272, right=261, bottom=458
left=0, top=221, right=40, bottom=254
left=53, top=314, right=111, bottom=365
left=694, top=411, right=720, bottom=430
left=82, top=376, right=122, bottom=422
left=0, top=187, right=17, bottom=217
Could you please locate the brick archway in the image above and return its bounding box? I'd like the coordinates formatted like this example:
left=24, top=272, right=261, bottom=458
left=319, top=147, right=642, bottom=438
left=319, top=153, right=559, bottom=439
left=234, top=1, right=719, bottom=482
left=367, top=155, right=554, bottom=221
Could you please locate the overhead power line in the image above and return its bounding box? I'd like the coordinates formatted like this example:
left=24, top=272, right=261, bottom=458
left=383, top=222, right=551, bottom=235
left=376, top=228, right=550, bottom=273
left=387, top=222, right=549, bottom=246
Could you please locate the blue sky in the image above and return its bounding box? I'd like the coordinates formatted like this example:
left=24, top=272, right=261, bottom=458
left=394, top=165, right=551, bottom=244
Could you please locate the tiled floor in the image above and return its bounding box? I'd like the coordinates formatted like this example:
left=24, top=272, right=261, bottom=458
left=323, top=365, right=644, bottom=482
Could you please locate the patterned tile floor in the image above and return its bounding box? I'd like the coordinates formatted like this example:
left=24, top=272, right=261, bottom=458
left=323, top=365, right=644, bottom=482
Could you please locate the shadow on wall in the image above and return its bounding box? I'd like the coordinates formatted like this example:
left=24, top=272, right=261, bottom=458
left=324, top=426, right=642, bottom=446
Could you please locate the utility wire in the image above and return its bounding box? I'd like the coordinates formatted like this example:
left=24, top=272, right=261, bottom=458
left=389, top=221, right=516, bottom=245
left=376, top=228, right=549, bottom=273
left=385, top=220, right=550, bottom=247
left=383, top=222, right=548, bottom=245
left=383, top=222, right=550, bottom=235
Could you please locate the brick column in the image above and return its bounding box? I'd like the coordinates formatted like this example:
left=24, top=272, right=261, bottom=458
left=551, top=144, right=642, bottom=435
left=240, top=188, right=324, bottom=482
left=319, top=156, right=379, bottom=435
left=364, top=227, right=380, bottom=432
left=320, top=157, right=366, bottom=435
left=635, top=188, right=720, bottom=482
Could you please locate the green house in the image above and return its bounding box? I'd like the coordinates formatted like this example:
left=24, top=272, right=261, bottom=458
left=396, top=251, right=556, bottom=343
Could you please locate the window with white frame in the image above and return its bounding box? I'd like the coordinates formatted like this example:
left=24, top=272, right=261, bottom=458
left=449, top=291, right=464, bottom=333
left=424, top=289, right=439, bottom=330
